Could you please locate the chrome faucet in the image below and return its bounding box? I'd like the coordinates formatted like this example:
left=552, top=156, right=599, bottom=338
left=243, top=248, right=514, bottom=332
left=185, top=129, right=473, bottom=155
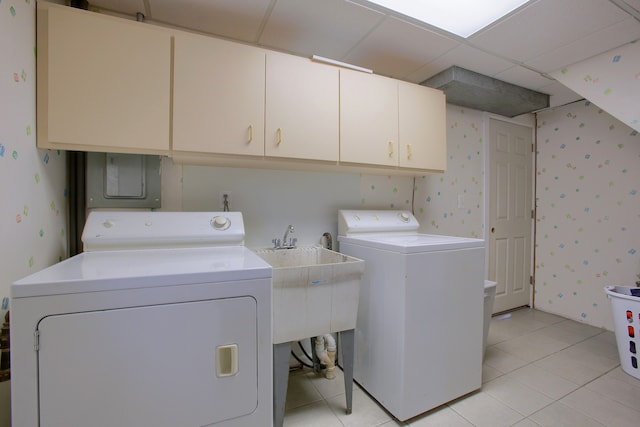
left=272, top=225, right=297, bottom=249
left=283, top=225, right=294, bottom=244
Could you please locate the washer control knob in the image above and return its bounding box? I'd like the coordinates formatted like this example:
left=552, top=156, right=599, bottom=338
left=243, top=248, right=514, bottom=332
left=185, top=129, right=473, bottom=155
left=102, top=220, right=115, bottom=228
left=211, top=216, right=230, bottom=230
left=399, top=212, right=410, bottom=222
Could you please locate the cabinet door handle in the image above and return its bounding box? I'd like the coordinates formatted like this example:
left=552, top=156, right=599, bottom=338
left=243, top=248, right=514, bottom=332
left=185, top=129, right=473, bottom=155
left=248, top=124, right=253, bottom=143
left=388, top=141, right=394, bottom=157
left=277, top=128, right=282, bottom=145
left=407, top=144, right=412, bottom=160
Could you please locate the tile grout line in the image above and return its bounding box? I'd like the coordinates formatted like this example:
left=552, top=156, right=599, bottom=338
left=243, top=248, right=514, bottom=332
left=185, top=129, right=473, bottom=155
left=477, top=327, right=619, bottom=424
left=284, top=311, right=636, bottom=427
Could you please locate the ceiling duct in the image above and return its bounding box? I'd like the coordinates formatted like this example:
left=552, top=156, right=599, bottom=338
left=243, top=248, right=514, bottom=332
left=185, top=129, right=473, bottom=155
left=421, top=66, right=549, bottom=117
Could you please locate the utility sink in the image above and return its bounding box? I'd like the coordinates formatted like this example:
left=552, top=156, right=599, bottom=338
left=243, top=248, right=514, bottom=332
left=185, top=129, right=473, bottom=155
left=253, top=246, right=364, bottom=344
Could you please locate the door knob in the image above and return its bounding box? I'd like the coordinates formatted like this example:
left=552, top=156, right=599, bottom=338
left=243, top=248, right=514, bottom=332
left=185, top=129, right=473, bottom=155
left=491, top=227, right=495, bottom=233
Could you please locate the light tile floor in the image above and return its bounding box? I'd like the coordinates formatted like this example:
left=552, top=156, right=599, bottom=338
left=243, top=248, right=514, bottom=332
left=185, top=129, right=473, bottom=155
left=282, top=308, right=640, bottom=427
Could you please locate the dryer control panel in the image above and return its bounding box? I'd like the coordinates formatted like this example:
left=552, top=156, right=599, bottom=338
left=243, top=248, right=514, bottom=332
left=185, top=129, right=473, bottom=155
left=82, top=211, right=245, bottom=251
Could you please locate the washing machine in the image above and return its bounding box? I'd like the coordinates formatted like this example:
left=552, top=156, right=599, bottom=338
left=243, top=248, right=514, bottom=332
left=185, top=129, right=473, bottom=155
left=11, top=211, right=272, bottom=427
left=338, top=210, right=485, bottom=421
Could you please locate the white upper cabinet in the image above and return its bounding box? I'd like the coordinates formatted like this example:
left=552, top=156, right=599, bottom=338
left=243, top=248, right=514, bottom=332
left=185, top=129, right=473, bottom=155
left=340, top=68, right=447, bottom=172
left=340, top=70, right=399, bottom=167
left=398, top=82, right=447, bottom=171
left=37, top=3, right=171, bottom=154
left=35, top=4, right=446, bottom=174
left=173, top=32, right=265, bottom=157
left=265, top=54, right=339, bottom=162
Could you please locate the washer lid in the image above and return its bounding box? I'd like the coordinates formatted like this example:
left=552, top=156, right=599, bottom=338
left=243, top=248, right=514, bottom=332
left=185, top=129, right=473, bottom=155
left=82, top=211, right=245, bottom=251
left=338, top=233, right=484, bottom=253
left=12, top=246, right=271, bottom=298
left=338, top=210, right=419, bottom=236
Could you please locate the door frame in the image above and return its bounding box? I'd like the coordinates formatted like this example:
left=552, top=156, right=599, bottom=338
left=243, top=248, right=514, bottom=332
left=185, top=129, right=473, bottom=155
left=482, top=113, right=537, bottom=310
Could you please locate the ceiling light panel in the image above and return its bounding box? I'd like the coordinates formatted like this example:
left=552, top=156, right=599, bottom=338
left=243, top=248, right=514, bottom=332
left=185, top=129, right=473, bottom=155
left=364, top=0, right=531, bottom=37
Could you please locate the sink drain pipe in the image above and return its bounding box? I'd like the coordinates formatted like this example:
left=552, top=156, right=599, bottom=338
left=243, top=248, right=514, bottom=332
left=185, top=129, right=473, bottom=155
left=315, top=334, right=337, bottom=379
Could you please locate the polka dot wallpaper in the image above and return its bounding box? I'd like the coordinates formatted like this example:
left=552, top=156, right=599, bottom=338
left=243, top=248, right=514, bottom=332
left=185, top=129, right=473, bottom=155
left=359, top=173, right=414, bottom=211
left=414, top=105, right=485, bottom=239
left=0, top=1, right=68, bottom=306
left=536, top=100, right=640, bottom=329
left=551, top=41, right=640, bottom=134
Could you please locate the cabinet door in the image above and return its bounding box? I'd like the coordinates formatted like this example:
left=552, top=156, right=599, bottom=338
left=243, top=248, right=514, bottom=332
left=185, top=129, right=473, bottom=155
left=265, top=54, right=339, bottom=161
left=398, top=82, right=447, bottom=171
left=37, top=3, right=170, bottom=154
left=340, top=69, right=399, bottom=167
left=173, top=33, right=265, bottom=156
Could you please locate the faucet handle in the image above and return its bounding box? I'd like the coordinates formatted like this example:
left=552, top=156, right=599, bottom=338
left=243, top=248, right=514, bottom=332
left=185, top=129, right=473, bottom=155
left=272, top=238, right=281, bottom=248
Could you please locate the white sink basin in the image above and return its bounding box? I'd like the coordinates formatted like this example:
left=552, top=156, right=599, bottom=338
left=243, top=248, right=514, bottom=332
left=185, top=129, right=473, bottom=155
left=253, top=246, right=364, bottom=344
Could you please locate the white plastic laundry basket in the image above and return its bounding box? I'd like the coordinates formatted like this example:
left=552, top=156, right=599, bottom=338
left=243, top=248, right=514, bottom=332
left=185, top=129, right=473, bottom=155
left=604, top=285, right=640, bottom=379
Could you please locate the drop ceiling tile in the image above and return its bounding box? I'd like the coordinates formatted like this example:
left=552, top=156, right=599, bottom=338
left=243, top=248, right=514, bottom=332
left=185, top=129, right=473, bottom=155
left=90, top=0, right=147, bottom=15
left=342, top=16, right=458, bottom=79
left=149, top=0, right=272, bottom=42
left=525, top=17, right=640, bottom=72
left=77, top=0, right=637, bottom=111
left=538, top=81, right=583, bottom=108
left=259, top=0, right=384, bottom=60
left=470, top=0, right=631, bottom=63
left=407, top=44, right=514, bottom=84
left=404, top=63, right=449, bottom=85
left=494, top=65, right=554, bottom=91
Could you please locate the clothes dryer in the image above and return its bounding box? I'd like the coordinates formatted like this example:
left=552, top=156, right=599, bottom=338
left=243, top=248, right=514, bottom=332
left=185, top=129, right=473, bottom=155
left=12, top=211, right=272, bottom=427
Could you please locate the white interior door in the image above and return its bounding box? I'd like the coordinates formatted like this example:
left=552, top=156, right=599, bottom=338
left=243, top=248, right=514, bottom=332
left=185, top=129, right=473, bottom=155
left=489, top=119, right=533, bottom=313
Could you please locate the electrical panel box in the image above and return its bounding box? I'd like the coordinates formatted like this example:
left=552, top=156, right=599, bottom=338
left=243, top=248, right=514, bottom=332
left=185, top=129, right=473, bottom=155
left=87, top=153, right=161, bottom=208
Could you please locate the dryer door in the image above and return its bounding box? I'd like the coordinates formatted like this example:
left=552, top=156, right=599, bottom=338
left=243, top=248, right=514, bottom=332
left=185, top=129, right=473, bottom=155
left=37, top=297, right=258, bottom=427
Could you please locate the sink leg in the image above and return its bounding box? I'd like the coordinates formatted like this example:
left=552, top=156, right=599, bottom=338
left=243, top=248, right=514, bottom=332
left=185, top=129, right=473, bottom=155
left=340, top=329, right=355, bottom=415
left=273, top=342, right=291, bottom=427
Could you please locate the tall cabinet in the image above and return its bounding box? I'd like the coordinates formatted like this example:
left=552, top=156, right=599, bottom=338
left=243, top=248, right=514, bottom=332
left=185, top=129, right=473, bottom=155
left=37, top=2, right=171, bottom=154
